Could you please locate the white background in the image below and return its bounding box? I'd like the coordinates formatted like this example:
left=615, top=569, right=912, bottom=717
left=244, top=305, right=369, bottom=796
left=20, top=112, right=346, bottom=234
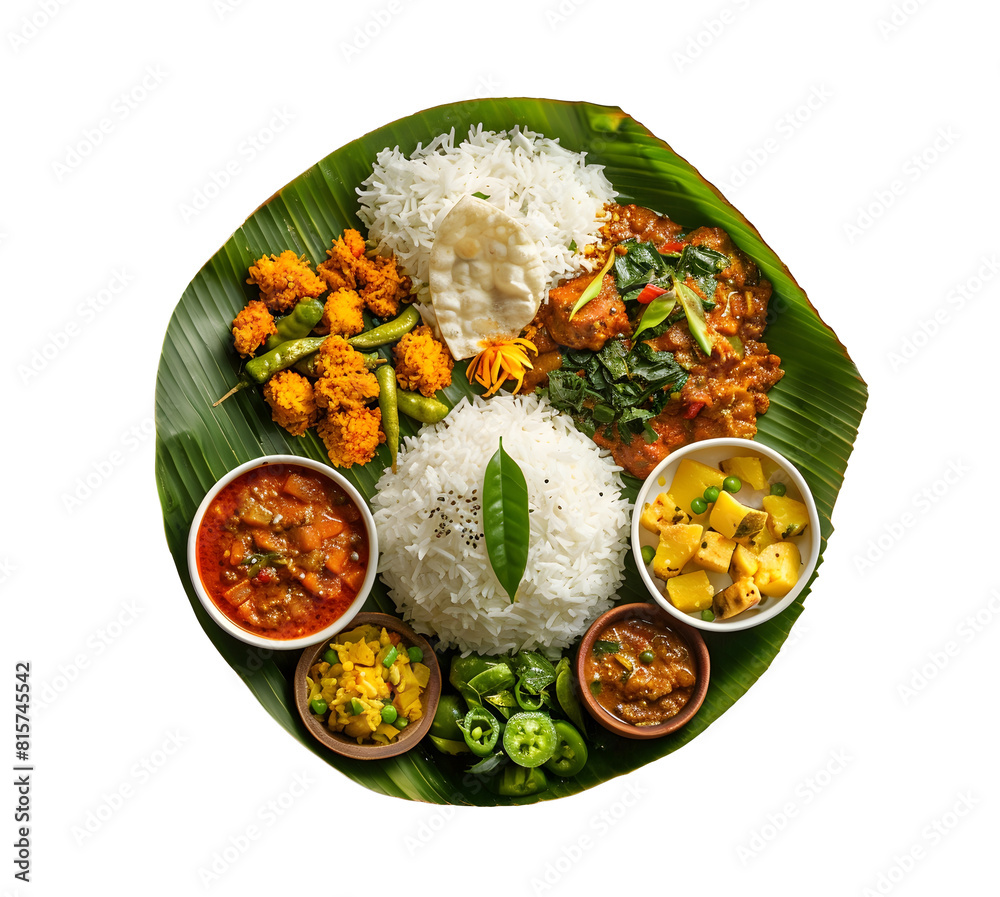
left=3, top=0, right=996, bottom=894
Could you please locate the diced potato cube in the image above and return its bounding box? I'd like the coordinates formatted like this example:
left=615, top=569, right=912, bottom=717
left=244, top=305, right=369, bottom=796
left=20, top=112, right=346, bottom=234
left=721, top=456, right=767, bottom=491
left=709, top=490, right=768, bottom=543
left=693, top=530, right=737, bottom=574
left=762, top=495, right=810, bottom=540
left=753, top=542, right=802, bottom=597
left=639, top=493, right=692, bottom=534
left=729, top=544, right=759, bottom=580
left=746, top=524, right=779, bottom=555
left=652, top=524, right=703, bottom=581
left=713, top=578, right=761, bottom=619
left=666, top=571, right=715, bottom=613
left=667, top=459, right=727, bottom=518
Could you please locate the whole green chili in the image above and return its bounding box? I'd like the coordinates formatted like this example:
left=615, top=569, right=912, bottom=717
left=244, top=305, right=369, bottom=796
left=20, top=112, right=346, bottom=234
left=396, top=388, right=450, bottom=423
left=263, top=296, right=325, bottom=352
left=376, top=364, right=399, bottom=472
left=346, top=305, right=420, bottom=349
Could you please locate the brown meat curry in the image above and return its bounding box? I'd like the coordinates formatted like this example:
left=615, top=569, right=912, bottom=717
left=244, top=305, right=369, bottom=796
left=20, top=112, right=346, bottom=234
left=529, top=203, right=783, bottom=479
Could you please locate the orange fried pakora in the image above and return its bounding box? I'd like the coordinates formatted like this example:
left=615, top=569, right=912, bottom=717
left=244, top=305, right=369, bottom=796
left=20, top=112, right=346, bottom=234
left=393, top=325, right=454, bottom=397
left=316, top=407, right=384, bottom=469
left=247, top=250, right=326, bottom=314
left=313, top=335, right=379, bottom=411
left=316, top=288, right=365, bottom=337
left=232, top=300, right=277, bottom=358
left=262, top=370, right=318, bottom=437
left=316, top=229, right=411, bottom=318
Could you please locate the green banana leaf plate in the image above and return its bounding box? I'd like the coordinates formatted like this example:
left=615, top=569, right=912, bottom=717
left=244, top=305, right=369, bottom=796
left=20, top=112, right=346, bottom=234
left=155, top=97, right=867, bottom=805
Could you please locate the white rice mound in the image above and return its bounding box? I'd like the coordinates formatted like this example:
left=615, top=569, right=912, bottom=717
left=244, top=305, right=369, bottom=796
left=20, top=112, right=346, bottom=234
left=356, top=125, right=616, bottom=302
left=372, top=394, right=631, bottom=656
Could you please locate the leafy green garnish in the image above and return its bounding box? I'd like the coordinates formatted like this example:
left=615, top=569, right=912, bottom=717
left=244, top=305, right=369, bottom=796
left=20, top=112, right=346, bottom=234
left=542, top=340, right=688, bottom=443
left=482, top=438, right=530, bottom=603
left=472, top=191, right=490, bottom=200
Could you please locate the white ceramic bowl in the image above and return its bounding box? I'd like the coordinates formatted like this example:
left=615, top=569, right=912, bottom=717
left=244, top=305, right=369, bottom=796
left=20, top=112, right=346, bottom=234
left=631, top=438, right=821, bottom=632
left=187, top=454, right=378, bottom=650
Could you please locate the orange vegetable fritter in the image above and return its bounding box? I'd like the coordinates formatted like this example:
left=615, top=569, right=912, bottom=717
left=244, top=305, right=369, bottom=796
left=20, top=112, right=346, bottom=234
left=393, top=325, right=454, bottom=397
left=316, top=229, right=411, bottom=318
left=247, top=250, right=326, bottom=314
left=313, top=335, right=379, bottom=411
left=316, top=288, right=365, bottom=337
left=358, top=254, right=409, bottom=318
left=317, top=407, right=385, bottom=469
left=232, top=300, right=277, bottom=358
left=262, top=370, right=318, bottom=437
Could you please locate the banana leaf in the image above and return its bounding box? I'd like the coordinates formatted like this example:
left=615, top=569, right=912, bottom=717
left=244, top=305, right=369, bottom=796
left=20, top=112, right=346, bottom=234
left=154, top=98, right=867, bottom=805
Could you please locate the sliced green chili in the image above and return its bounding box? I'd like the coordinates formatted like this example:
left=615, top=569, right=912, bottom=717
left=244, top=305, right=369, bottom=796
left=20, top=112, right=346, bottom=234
left=458, top=707, right=500, bottom=757
left=382, top=646, right=399, bottom=668
left=569, top=250, right=617, bottom=321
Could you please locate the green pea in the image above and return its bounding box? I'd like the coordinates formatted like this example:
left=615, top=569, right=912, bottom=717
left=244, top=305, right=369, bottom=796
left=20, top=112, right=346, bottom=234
left=309, top=698, right=328, bottom=715
left=641, top=544, right=656, bottom=566
left=407, top=646, right=424, bottom=663
left=322, top=649, right=338, bottom=665
left=396, top=717, right=409, bottom=729
left=770, top=482, right=787, bottom=496
left=701, top=609, right=715, bottom=622
left=704, top=486, right=720, bottom=503
left=639, top=650, right=655, bottom=663
left=723, top=476, right=742, bottom=494
left=381, top=703, right=398, bottom=724
left=691, top=497, right=708, bottom=514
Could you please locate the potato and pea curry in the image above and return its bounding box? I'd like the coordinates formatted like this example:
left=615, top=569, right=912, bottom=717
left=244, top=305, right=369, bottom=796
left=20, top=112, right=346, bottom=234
left=639, top=454, right=810, bottom=621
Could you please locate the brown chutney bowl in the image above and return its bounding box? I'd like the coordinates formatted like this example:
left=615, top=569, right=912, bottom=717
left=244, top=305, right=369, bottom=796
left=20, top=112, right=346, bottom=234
left=294, top=612, right=441, bottom=760
left=575, top=602, right=710, bottom=740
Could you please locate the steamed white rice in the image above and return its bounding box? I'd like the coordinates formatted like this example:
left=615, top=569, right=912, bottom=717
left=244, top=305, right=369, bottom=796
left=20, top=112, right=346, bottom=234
left=372, top=394, right=630, bottom=656
left=356, top=125, right=616, bottom=302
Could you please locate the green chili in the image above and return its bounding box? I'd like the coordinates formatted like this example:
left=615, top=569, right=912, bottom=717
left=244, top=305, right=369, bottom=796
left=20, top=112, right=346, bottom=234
left=568, top=250, right=617, bottom=321
left=382, top=646, right=399, bottom=667
left=347, top=305, right=420, bottom=349
left=294, top=349, right=385, bottom=378
left=514, top=679, right=546, bottom=712
left=263, top=296, right=325, bottom=352
left=458, top=707, right=501, bottom=757
left=376, top=364, right=399, bottom=473
left=396, top=388, right=450, bottom=423
left=244, top=336, right=327, bottom=385
left=349, top=697, right=364, bottom=716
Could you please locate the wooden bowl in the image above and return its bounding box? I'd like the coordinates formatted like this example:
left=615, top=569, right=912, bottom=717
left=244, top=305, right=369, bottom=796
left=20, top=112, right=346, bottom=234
left=293, top=612, right=441, bottom=760
left=574, top=602, right=710, bottom=740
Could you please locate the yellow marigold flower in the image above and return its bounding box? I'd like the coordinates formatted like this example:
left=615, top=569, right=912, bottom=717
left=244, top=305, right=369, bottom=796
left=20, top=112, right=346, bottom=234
left=466, top=337, right=538, bottom=397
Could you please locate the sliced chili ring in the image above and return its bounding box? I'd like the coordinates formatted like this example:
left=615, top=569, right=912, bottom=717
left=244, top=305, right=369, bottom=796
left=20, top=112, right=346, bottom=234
left=502, top=711, right=558, bottom=768
left=543, top=720, right=588, bottom=778
left=458, top=707, right=501, bottom=758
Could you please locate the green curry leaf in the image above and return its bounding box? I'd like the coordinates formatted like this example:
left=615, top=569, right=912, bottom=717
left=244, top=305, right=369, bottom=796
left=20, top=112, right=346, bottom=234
left=483, top=438, right=530, bottom=604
